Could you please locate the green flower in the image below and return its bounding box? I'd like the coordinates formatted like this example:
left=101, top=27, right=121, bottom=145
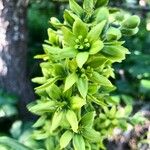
left=62, top=18, right=106, bottom=68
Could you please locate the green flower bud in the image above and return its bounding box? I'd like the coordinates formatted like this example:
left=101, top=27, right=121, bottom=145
left=85, top=43, right=90, bottom=48
left=121, top=27, right=139, bottom=36
left=81, top=74, right=86, bottom=78
left=115, top=12, right=124, bottom=21
left=106, top=27, right=122, bottom=41
left=78, top=35, right=83, bottom=40
left=122, top=15, right=140, bottom=29
left=81, top=68, right=85, bottom=72
left=75, top=45, right=79, bottom=49
left=79, top=45, right=84, bottom=49
left=75, top=39, right=80, bottom=43
left=87, top=66, right=91, bottom=70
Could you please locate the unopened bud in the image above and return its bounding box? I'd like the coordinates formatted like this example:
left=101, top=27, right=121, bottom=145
left=78, top=35, right=83, bottom=40
left=79, top=45, right=84, bottom=49
left=75, top=39, right=80, bottom=43
left=84, top=38, right=89, bottom=43
left=75, top=45, right=79, bottom=49
left=85, top=43, right=90, bottom=48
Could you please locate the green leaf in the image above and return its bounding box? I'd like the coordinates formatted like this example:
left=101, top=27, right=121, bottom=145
left=92, top=71, right=113, bottom=87
left=99, top=120, right=111, bottom=128
left=77, top=77, right=88, bottom=99
left=83, top=0, right=94, bottom=12
left=32, top=130, right=48, bottom=140
left=28, top=101, right=57, bottom=115
left=73, top=19, right=88, bottom=38
left=88, top=84, right=100, bottom=94
left=106, top=27, right=122, bottom=41
left=95, top=0, right=109, bottom=7
left=102, top=45, right=130, bottom=62
left=89, top=40, right=104, bottom=54
left=62, top=26, right=76, bottom=47
left=0, top=136, right=32, bottom=150
left=46, top=84, right=61, bottom=100
left=64, top=10, right=75, bottom=26
left=140, top=79, right=150, bottom=93
left=76, top=52, right=89, bottom=68
left=32, top=77, right=46, bottom=84
left=104, top=41, right=125, bottom=46
left=34, top=54, right=48, bottom=60
left=33, top=116, right=46, bottom=128
left=71, top=96, right=86, bottom=110
left=45, top=137, right=55, bottom=150
left=73, top=134, right=85, bottom=150
left=47, top=28, right=59, bottom=45
left=51, top=111, right=64, bottom=132
left=87, top=20, right=106, bottom=42
left=53, top=64, right=66, bottom=77
left=121, top=27, right=139, bottom=36
left=88, top=94, right=107, bottom=107
left=64, top=72, right=78, bottom=92
left=60, top=131, right=73, bottom=149
left=43, top=44, right=61, bottom=54
left=124, top=105, right=133, bottom=116
left=69, top=0, right=84, bottom=17
left=130, top=112, right=146, bottom=125
left=50, top=17, right=63, bottom=29
left=85, top=141, right=91, bottom=150
left=109, top=106, right=116, bottom=117
left=10, top=121, right=22, bottom=139
left=121, top=95, right=133, bottom=105
left=95, top=7, right=109, bottom=23
left=82, top=127, right=100, bottom=143
left=86, top=56, right=108, bottom=68
left=55, top=48, right=78, bottom=60
left=66, top=110, right=78, bottom=133
left=80, top=112, right=95, bottom=128
left=63, top=88, right=73, bottom=99
left=35, top=77, right=60, bottom=91
left=68, top=59, right=78, bottom=72
left=34, top=88, right=47, bottom=97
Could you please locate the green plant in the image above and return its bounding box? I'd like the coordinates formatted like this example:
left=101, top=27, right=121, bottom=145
left=0, top=0, right=144, bottom=150
left=28, top=0, right=142, bottom=149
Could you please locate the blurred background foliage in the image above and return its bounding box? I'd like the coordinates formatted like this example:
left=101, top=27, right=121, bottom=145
left=0, top=0, right=150, bottom=149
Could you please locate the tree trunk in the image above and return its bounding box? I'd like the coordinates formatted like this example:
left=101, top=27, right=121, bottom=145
left=0, top=0, right=34, bottom=120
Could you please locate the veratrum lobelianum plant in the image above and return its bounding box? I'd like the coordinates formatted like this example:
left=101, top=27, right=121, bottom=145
left=28, top=0, right=141, bottom=149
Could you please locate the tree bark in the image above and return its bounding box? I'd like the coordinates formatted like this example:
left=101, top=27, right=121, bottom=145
left=0, top=0, right=34, bottom=120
